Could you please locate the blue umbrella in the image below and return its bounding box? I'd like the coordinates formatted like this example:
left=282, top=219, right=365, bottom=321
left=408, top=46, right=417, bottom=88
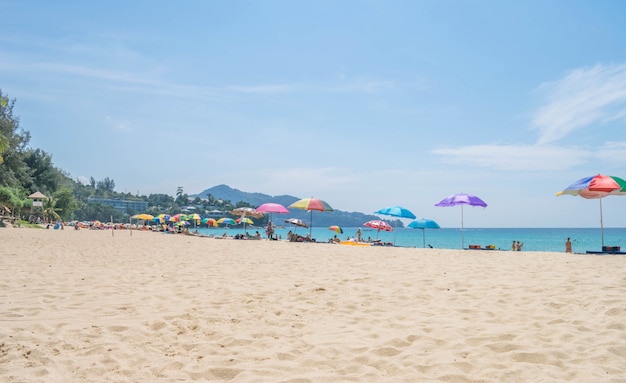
left=375, top=205, right=416, bottom=245
left=408, top=219, right=440, bottom=248
left=375, top=205, right=417, bottom=219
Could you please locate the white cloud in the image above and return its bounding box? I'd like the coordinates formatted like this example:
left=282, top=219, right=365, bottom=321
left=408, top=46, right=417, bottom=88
left=432, top=144, right=591, bottom=171
left=595, top=141, right=626, bottom=163
left=75, top=176, right=90, bottom=185
left=531, top=63, right=626, bottom=144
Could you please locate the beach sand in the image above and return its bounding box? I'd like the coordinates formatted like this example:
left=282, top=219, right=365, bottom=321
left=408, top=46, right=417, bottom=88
left=1, top=228, right=625, bottom=382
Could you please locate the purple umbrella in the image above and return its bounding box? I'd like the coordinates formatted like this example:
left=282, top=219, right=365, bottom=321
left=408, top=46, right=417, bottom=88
left=435, top=193, right=487, bottom=249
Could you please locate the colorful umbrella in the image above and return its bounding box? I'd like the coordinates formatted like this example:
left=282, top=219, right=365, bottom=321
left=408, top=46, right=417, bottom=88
left=186, top=213, right=202, bottom=221
left=217, top=217, right=237, bottom=226
left=364, top=220, right=393, bottom=239
left=289, top=197, right=334, bottom=236
left=201, top=217, right=218, bottom=227
left=155, top=213, right=171, bottom=223
left=171, top=213, right=187, bottom=222
left=328, top=225, right=343, bottom=234
left=557, top=174, right=626, bottom=247
left=435, top=193, right=487, bottom=249
left=408, top=218, right=440, bottom=248
left=375, top=205, right=416, bottom=245
left=236, top=216, right=254, bottom=233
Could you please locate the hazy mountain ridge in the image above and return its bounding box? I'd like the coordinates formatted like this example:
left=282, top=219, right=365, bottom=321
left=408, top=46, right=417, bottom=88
left=192, top=184, right=393, bottom=228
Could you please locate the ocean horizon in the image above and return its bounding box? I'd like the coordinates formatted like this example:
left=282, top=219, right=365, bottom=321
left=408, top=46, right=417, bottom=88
left=192, top=226, right=626, bottom=254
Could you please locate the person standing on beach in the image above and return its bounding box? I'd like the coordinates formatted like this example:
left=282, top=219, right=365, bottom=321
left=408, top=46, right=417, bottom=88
left=266, top=221, right=274, bottom=239
left=516, top=241, right=523, bottom=251
left=565, top=237, right=572, bottom=253
left=356, top=228, right=362, bottom=242
left=512, top=240, right=516, bottom=251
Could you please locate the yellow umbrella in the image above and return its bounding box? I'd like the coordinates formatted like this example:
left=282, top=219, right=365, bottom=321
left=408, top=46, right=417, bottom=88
left=187, top=213, right=202, bottom=221
left=132, top=213, right=154, bottom=220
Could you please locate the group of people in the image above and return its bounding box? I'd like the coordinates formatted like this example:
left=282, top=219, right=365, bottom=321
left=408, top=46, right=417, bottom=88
left=233, top=231, right=261, bottom=240
left=511, top=240, right=524, bottom=251
left=287, top=230, right=315, bottom=242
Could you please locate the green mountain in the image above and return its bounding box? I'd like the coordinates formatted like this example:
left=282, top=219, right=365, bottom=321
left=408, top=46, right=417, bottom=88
left=192, top=184, right=395, bottom=228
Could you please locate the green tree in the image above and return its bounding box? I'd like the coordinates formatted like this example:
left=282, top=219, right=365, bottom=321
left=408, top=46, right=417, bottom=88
left=0, top=89, right=32, bottom=188
left=43, top=196, right=61, bottom=222
left=0, top=95, right=8, bottom=164
left=0, top=186, right=25, bottom=216
left=53, top=188, right=78, bottom=220
left=73, top=203, right=124, bottom=223
left=95, top=177, right=115, bottom=196
left=23, top=149, right=67, bottom=195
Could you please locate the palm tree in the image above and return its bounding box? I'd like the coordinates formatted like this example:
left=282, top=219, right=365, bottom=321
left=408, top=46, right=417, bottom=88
left=43, top=197, right=62, bottom=223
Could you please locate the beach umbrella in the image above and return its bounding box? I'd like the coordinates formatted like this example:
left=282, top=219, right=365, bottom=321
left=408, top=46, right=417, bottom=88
left=237, top=217, right=254, bottom=233
left=375, top=206, right=416, bottom=220
left=231, top=207, right=264, bottom=219
left=255, top=203, right=290, bottom=214
left=254, top=203, right=289, bottom=225
left=131, top=213, right=154, bottom=220
left=285, top=218, right=308, bottom=233
left=328, top=225, right=343, bottom=234
left=375, top=205, right=416, bottom=245
left=171, top=213, right=187, bottom=222
left=557, top=174, right=626, bottom=248
left=289, top=197, right=334, bottom=237
left=186, top=213, right=202, bottom=221
left=201, top=217, right=218, bottom=227
left=408, top=218, right=440, bottom=248
left=364, top=219, right=393, bottom=239
left=155, top=213, right=171, bottom=223
left=435, top=193, right=487, bottom=249
left=217, top=217, right=237, bottom=227
left=186, top=213, right=202, bottom=230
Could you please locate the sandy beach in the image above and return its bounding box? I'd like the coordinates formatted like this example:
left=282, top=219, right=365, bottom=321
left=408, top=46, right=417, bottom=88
left=1, top=228, right=625, bottom=382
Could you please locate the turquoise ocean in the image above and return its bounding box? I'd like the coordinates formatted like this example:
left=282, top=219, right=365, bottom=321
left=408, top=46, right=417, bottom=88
left=193, top=226, right=626, bottom=253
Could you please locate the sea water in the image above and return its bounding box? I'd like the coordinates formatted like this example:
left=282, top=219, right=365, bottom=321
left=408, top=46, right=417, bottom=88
left=193, top=226, right=626, bottom=253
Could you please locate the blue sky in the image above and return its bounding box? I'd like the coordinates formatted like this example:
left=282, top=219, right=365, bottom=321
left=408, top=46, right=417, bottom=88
left=2, top=0, right=626, bottom=228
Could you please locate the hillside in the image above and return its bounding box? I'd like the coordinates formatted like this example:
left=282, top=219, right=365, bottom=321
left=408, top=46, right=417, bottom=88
left=192, top=185, right=396, bottom=228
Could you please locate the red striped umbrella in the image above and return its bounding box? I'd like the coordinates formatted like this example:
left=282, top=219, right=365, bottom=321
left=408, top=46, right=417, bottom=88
left=363, top=220, right=393, bottom=239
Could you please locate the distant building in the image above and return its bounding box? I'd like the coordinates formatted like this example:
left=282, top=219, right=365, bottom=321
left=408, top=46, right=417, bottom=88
left=205, top=209, right=225, bottom=218
left=87, top=197, right=148, bottom=212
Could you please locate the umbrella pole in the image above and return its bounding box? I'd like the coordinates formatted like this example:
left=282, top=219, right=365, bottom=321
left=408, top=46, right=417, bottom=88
left=599, top=197, right=605, bottom=248
left=309, top=210, right=313, bottom=237
left=423, top=229, right=426, bottom=248
left=393, top=221, right=397, bottom=246
left=461, top=205, right=465, bottom=249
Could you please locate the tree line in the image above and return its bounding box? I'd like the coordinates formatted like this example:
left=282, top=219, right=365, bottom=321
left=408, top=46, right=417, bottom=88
left=0, top=89, right=243, bottom=224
